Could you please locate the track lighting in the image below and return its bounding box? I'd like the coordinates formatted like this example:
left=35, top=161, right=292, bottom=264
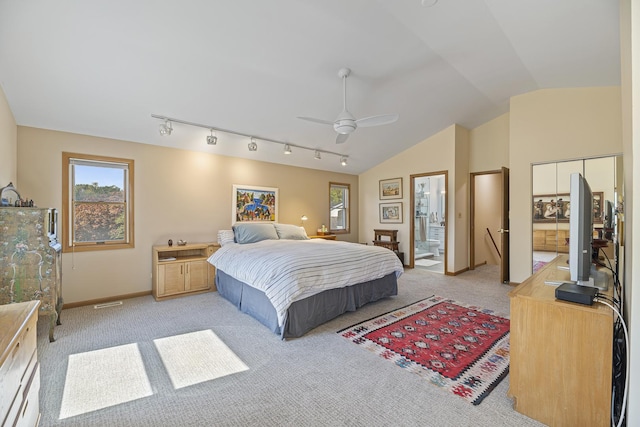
left=151, top=114, right=348, bottom=166
left=159, top=119, right=173, bottom=136
left=206, top=130, right=217, bottom=145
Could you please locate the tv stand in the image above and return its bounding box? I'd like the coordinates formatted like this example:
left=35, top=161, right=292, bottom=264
left=508, top=254, right=613, bottom=426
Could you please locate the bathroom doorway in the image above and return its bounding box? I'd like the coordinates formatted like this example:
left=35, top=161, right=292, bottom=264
left=410, top=172, right=447, bottom=274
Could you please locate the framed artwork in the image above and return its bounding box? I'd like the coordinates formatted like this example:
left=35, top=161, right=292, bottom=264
left=233, top=185, right=278, bottom=224
left=532, top=192, right=604, bottom=224
left=380, top=202, right=403, bottom=223
left=379, top=177, right=402, bottom=200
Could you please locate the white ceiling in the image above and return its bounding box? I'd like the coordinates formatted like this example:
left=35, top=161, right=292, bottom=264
left=0, top=0, right=620, bottom=174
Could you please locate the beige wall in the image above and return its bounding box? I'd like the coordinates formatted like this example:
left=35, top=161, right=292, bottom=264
left=359, top=124, right=470, bottom=273
left=509, top=87, right=623, bottom=282
left=469, top=113, right=509, bottom=173
left=0, top=86, right=17, bottom=186
left=17, top=126, right=358, bottom=304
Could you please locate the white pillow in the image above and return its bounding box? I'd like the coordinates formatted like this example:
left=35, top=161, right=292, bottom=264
left=274, top=223, right=309, bottom=240
left=217, top=229, right=235, bottom=246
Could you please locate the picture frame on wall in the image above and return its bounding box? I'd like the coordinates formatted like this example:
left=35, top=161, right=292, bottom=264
left=532, top=191, right=604, bottom=224
left=379, top=202, right=403, bottom=223
left=379, top=177, right=402, bottom=200
left=233, top=184, right=278, bottom=224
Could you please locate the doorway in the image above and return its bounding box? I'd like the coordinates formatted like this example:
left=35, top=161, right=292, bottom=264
left=410, top=172, right=447, bottom=274
left=469, top=168, right=510, bottom=283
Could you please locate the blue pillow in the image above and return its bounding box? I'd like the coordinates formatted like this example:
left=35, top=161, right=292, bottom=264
left=274, top=223, right=309, bottom=240
left=232, top=223, right=279, bottom=244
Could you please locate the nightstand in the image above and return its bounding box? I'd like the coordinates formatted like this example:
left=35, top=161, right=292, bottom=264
left=309, top=235, right=337, bottom=240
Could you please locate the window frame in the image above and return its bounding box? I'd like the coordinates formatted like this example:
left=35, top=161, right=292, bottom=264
left=329, top=182, right=350, bottom=234
left=62, top=152, right=135, bottom=253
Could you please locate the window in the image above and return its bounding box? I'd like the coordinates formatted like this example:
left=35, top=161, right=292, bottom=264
left=62, top=152, right=134, bottom=252
left=329, top=182, right=350, bottom=234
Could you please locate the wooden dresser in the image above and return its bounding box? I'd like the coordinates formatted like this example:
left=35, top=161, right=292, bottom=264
left=508, top=255, right=613, bottom=426
left=0, top=301, right=41, bottom=427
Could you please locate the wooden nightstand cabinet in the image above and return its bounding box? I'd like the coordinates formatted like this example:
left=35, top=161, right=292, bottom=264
left=309, top=235, right=336, bottom=240
left=152, top=243, right=219, bottom=301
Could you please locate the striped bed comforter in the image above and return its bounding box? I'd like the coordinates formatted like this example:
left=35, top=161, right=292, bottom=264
left=207, top=239, right=404, bottom=329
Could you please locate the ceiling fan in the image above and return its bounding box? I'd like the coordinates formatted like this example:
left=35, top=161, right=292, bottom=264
left=298, top=68, right=399, bottom=144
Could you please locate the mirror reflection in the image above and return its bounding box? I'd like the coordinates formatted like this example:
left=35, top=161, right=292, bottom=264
left=532, top=155, right=622, bottom=274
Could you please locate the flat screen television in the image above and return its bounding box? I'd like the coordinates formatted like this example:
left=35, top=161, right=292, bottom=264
left=569, top=172, right=607, bottom=289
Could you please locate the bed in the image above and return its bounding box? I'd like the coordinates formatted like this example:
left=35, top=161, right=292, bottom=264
left=208, top=223, right=404, bottom=339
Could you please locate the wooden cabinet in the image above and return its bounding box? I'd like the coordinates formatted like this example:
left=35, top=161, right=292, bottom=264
left=0, top=301, right=40, bottom=427
left=532, top=229, right=569, bottom=252
left=309, top=235, right=336, bottom=240
left=0, top=207, right=63, bottom=342
left=508, top=255, right=613, bottom=426
left=152, top=243, right=219, bottom=301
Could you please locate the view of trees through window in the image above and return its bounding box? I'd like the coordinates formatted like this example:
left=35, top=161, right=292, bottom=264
left=73, top=182, right=125, bottom=242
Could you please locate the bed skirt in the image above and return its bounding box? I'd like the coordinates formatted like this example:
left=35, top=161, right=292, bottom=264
left=215, top=270, right=398, bottom=339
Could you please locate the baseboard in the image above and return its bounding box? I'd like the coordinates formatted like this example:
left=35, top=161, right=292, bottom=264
left=445, top=266, right=469, bottom=276
left=62, top=291, right=152, bottom=309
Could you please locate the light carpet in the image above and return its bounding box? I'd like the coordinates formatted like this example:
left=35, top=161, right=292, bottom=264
left=338, top=295, right=510, bottom=405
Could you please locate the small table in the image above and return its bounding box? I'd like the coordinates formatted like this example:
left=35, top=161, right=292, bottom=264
left=309, top=235, right=336, bottom=240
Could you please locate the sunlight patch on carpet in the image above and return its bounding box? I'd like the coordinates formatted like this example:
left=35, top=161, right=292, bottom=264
left=59, top=343, right=153, bottom=419
left=154, top=329, right=249, bottom=389
left=338, top=295, right=510, bottom=405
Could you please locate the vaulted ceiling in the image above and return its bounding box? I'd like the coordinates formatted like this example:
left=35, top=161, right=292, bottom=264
left=0, top=0, right=621, bottom=174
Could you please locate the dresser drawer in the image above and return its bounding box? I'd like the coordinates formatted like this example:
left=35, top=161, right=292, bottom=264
left=14, top=363, right=40, bottom=427
left=0, top=302, right=39, bottom=427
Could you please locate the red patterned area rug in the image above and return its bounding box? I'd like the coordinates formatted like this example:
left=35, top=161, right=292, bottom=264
left=338, top=295, right=510, bottom=405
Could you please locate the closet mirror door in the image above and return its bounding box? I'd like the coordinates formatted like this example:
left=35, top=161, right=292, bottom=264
left=532, top=155, right=621, bottom=275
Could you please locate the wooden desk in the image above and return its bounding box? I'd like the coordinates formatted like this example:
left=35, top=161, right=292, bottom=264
left=508, top=255, right=613, bottom=426
left=372, top=229, right=399, bottom=251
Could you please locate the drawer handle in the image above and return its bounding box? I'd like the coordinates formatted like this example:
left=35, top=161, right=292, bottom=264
left=22, top=398, right=29, bottom=417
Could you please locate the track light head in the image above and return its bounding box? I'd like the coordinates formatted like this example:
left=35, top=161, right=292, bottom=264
left=284, top=144, right=292, bottom=154
left=159, top=119, right=173, bottom=136
left=248, top=137, right=258, bottom=151
left=314, top=150, right=321, bottom=160
left=206, top=130, right=217, bottom=145
left=340, top=156, right=348, bottom=166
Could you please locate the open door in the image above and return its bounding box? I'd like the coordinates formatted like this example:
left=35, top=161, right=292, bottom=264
left=499, top=167, right=510, bottom=283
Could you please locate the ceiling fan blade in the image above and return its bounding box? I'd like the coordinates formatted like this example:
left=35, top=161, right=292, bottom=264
left=297, top=116, right=334, bottom=125
left=336, top=133, right=350, bottom=144
left=355, top=113, right=399, bottom=128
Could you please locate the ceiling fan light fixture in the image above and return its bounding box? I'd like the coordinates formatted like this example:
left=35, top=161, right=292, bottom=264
left=334, top=120, right=356, bottom=135
left=340, top=156, right=348, bottom=166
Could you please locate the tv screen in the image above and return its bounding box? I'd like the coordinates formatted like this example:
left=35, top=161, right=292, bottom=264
left=569, top=172, right=593, bottom=285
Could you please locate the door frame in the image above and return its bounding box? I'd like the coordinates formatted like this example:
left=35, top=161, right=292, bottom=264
left=410, top=171, right=448, bottom=273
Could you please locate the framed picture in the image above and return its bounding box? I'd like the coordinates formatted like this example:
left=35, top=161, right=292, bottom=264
left=532, top=192, right=604, bottom=224
left=379, top=177, right=402, bottom=200
left=592, top=192, right=603, bottom=224
left=380, top=202, right=403, bottom=223
left=233, top=185, right=278, bottom=224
